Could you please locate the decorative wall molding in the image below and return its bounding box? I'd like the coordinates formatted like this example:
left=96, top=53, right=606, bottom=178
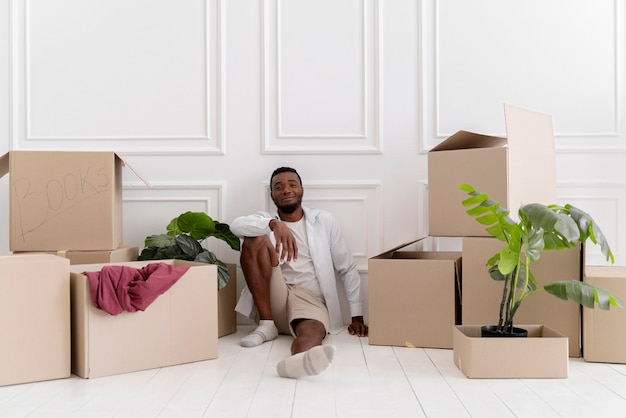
left=419, top=0, right=625, bottom=154
left=261, top=0, right=382, bottom=154
left=10, top=0, right=226, bottom=155
left=121, top=181, right=227, bottom=255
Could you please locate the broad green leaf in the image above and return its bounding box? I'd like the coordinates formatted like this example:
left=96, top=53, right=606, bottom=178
left=488, top=265, right=506, bottom=281
left=475, top=213, right=498, bottom=226
left=168, top=211, right=217, bottom=240
left=217, top=264, right=229, bottom=290
left=566, top=205, right=591, bottom=239
left=544, top=281, right=626, bottom=310
left=144, top=234, right=176, bottom=248
left=521, top=203, right=560, bottom=232
left=195, top=250, right=218, bottom=264
left=553, top=214, right=580, bottom=242
left=461, top=194, right=489, bottom=207
left=213, top=222, right=241, bottom=251
left=466, top=205, right=492, bottom=217
left=589, top=222, right=614, bottom=263
left=525, top=229, right=545, bottom=262
left=194, top=251, right=231, bottom=290
left=498, top=247, right=519, bottom=275
left=175, top=234, right=203, bottom=258
left=137, top=247, right=157, bottom=260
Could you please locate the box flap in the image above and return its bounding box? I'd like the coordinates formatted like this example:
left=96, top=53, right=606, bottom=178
left=430, top=130, right=506, bottom=152
left=115, top=154, right=152, bottom=187
left=371, top=237, right=428, bottom=259
left=504, top=103, right=556, bottom=208
left=0, top=152, right=8, bottom=178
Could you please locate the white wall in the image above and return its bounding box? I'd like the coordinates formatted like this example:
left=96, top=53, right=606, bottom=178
left=2, top=0, right=625, bottom=322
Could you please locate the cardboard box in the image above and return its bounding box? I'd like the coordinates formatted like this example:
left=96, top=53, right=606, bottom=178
left=0, top=254, right=70, bottom=386
left=462, top=237, right=583, bottom=357
left=14, top=245, right=139, bottom=265
left=583, top=266, right=626, bottom=363
left=428, top=104, right=556, bottom=237
left=453, top=325, right=569, bottom=378
left=70, top=259, right=218, bottom=378
left=218, top=264, right=238, bottom=337
left=368, top=238, right=461, bottom=349
left=0, top=151, right=149, bottom=252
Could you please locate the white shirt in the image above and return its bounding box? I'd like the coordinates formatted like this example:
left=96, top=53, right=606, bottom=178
left=231, top=206, right=363, bottom=334
left=280, top=216, right=324, bottom=301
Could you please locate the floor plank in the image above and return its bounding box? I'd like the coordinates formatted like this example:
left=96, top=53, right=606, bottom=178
left=2, top=326, right=626, bottom=417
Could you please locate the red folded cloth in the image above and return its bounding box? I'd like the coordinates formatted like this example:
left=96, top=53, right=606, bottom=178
left=85, top=262, right=190, bottom=315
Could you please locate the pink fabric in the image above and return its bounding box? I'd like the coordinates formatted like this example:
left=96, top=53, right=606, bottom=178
left=85, top=262, right=190, bottom=315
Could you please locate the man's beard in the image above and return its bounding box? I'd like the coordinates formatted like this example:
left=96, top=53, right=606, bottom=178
left=277, top=202, right=299, bottom=214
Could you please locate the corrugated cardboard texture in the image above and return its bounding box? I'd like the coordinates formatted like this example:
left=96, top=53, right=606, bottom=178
left=453, top=325, right=569, bottom=378
left=70, top=260, right=218, bottom=378
left=0, top=254, right=70, bottom=386
left=427, top=103, right=556, bottom=237
left=218, top=264, right=238, bottom=337
left=583, top=266, right=626, bottom=363
left=5, top=151, right=123, bottom=251
left=462, top=237, right=582, bottom=357
left=368, top=239, right=462, bottom=348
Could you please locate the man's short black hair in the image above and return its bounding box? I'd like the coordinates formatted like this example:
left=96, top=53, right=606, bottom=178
left=270, top=167, right=302, bottom=189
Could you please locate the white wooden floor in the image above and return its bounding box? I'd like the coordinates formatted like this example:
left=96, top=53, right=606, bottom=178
left=2, top=325, right=626, bottom=417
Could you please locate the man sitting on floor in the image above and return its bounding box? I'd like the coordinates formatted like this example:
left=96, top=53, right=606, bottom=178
left=232, top=167, right=368, bottom=378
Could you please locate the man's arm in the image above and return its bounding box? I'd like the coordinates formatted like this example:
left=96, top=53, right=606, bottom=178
left=231, top=212, right=298, bottom=264
left=230, top=212, right=274, bottom=238
left=325, top=213, right=368, bottom=337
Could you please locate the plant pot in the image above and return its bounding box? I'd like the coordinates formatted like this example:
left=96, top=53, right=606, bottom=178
left=481, top=325, right=528, bottom=338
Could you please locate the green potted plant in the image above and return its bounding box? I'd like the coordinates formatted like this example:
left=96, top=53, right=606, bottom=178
left=460, top=183, right=625, bottom=336
left=138, top=211, right=240, bottom=290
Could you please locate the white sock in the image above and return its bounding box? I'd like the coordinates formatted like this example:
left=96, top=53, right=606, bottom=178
left=276, top=345, right=336, bottom=378
left=240, top=320, right=278, bottom=347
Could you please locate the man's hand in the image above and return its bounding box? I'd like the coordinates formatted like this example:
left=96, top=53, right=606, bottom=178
left=270, top=219, right=298, bottom=263
left=348, top=316, right=368, bottom=337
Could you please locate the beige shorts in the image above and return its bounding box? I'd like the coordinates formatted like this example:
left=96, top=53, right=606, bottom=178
left=269, top=266, right=330, bottom=337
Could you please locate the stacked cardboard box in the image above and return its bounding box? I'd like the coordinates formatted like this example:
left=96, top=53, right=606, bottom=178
left=0, top=151, right=148, bottom=253
left=0, top=254, right=71, bottom=386
left=368, top=104, right=578, bottom=374
left=582, top=266, right=626, bottom=364
left=427, top=104, right=581, bottom=377
left=1, top=151, right=232, bottom=382
left=369, top=238, right=461, bottom=349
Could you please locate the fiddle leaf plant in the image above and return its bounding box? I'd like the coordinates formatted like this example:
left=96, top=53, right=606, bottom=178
left=138, top=211, right=240, bottom=290
left=460, top=183, right=625, bottom=334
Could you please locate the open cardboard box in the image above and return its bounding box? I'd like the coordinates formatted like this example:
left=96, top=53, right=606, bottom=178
left=0, top=151, right=150, bottom=252
left=583, top=266, right=626, bottom=364
left=14, top=245, right=139, bottom=265
left=462, top=237, right=583, bottom=357
left=453, top=325, right=569, bottom=378
left=0, top=254, right=70, bottom=386
left=70, top=259, right=218, bottom=378
left=428, top=103, right=556, bottom=237
left=368, top=237, right=461, bottom=349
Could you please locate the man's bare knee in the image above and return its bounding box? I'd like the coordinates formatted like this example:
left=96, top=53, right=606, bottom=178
left=240, top=235, right=279, bottom=268
left=293, top=319, right=326, bottom=339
